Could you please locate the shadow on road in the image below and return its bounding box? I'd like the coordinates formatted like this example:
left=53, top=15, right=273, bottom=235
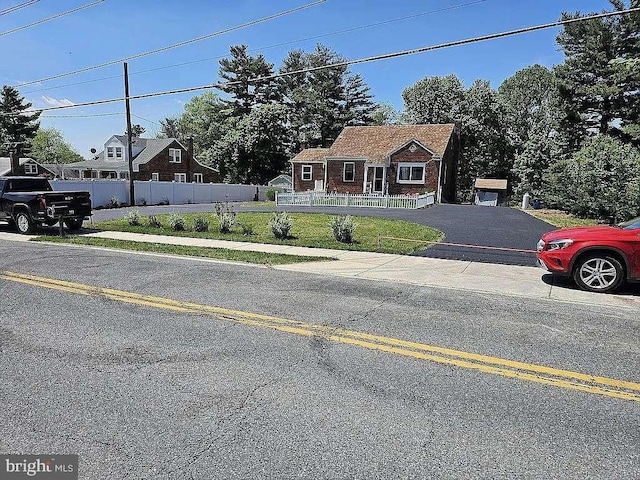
left=541, top=273, right=640, bottom=297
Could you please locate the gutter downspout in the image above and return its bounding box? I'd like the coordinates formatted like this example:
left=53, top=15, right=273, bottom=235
left=436, top=156, right=443, bottom=203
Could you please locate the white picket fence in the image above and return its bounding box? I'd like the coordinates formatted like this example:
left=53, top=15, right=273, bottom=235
left=276, top=192, right=435, bottom=209
left=50, top=179, right=268, bottom=208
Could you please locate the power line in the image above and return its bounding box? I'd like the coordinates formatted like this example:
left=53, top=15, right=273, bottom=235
left=0, top=0, right=40, bottom=17
left=0, top=0, right=104, bottom=38
left=22, top=0, right=487, bottom=95
left=40, top=112, right=121, bottom=118
left=10, top=7, right=640, bottom=115
left=14, top=0, right=326, bottom=88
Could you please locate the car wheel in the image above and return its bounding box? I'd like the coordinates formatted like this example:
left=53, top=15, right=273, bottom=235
left=573, top=254, right=624, bottom=293
left=65, top=218, right=83, bottom=231
left=14, top=212, right=36, bottom=234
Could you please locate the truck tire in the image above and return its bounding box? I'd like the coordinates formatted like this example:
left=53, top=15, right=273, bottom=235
left=14, top=211, right=36, bottom=234
left=65, top=218, right=83, bottom=231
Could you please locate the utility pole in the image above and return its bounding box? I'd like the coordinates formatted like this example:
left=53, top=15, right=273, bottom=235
left=124, top=62, right=135, bottom=206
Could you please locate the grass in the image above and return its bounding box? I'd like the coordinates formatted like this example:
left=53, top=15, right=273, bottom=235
left=31, top=236, right=335, bottom=265
left=525, top=209, right=602, bottom=228
left=92, top=212, right=443, bottom=254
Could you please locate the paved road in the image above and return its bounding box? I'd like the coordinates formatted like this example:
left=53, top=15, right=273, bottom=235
left=91, top=203, right=555, bottom=266
left=1, top=241, right=638, bottom=479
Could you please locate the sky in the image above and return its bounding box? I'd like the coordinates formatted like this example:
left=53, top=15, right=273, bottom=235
left=0, top=0, right=625, bottom=159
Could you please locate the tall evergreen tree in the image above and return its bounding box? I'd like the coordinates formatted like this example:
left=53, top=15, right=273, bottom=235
left=0, top=86, right=40, bottom=158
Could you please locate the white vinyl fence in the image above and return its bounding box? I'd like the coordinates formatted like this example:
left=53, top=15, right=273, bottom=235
left=276, top=192, right=435, bottom=209
left=50, top=180, right=269, bottom=208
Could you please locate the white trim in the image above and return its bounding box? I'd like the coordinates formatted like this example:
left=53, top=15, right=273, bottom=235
left=386, top=139, right=436, bottom=159
left=106, top=146, right=115, bottom=159
left=169, top=148, right=182, bottom=163
left=193, top=172, right=203, bottom=183
left=151, top=172, right=159, bottom=181
left=396, top=162, right=426, bottom=184
left=343, top=162, right=355, bottom=182
left=24, top=163, right=38, bottom=174
left=174, top=173, right=186, bottom=182
left=115, top=146, right=123, bottom=159
left=301, top=164, right=313, bottom=181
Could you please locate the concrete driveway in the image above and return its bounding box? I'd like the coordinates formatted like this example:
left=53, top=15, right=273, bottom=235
left=91, top=203, right=555, bottom=266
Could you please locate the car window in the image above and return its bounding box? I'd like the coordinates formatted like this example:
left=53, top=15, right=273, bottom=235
left=6, top=178, right=53, bottom=192
left=617, top=216, right=640, bottom=230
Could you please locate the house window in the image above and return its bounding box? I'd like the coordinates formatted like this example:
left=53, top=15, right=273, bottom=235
left=397, top=163, right=425, bottom=184
left=115, top=147, right=123, bottom=159
left=119, top=171, right=129, bottom=180
left=174, top=173, right=186, bottom=183
left=107, top=147, right=115, bottom=159
left=151, top=173, right=159, bottom=181
left=169, top=148, right=182, bottom=163
left=343, top=162, right=355, bottom=182
left=193, top=173, right=203, bottom=183
left=301, top=165, right=313, bottom=181
left=24, top=164, right=38, bottom=174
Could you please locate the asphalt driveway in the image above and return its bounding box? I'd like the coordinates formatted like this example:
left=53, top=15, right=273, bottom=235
left=90, top=203, right=555, bottom=266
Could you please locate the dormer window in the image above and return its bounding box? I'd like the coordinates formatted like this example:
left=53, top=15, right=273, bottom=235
left=107, top=147, right=114, bottom=159
left=115, top=147, right=123, bottom=159
left=169, top=148, right=181, bottom=163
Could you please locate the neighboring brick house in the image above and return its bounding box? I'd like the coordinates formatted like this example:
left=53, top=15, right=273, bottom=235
left=290, top=124, right=460, bottom=202
left=66, top=136, right=219, bottom=183
left=0, top=157, right=57, bottom=177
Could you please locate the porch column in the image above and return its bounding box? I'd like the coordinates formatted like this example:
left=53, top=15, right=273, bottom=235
left=382, top=166, right=388, bottom=194
left=362, top=164, right=369, bottom=194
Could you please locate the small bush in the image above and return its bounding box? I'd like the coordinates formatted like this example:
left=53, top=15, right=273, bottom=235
left=331, top=215, right=357, bottom=243
left=265, top=189, right=278, bottom=201
left=193, top=216, right=210, bottom=232
left=269, top=212, right=292, bottom=239
left=159, top=198, right=170, bottom=206
left=214, top=201, right=236, bottom=233
left=147, top=215, right=162, bottom=228
left=138, top=197, right=147, bottom=206
left=169, top=214, right=186, bottom=231
left=125, top=210, right=142, bottom=226
left=239, top=223, right=254, bottom=236
left=108, top=197, right=120, bottom=209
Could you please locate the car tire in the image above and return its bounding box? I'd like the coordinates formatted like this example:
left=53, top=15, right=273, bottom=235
left=14, top=211, right=36, bottom=235
left=573, top=254, right=624, bottom=293
left=65, top=218, right=83, bottom=231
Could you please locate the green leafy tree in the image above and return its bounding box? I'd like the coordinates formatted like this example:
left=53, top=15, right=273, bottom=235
left=545, top=135, right=640, bottom=221
left=370, top=103, right=403, bottom=126
left=217, top=45, right=282, bottom=117
left=555, top=0, right=640, bottom=148
left=29, top=127, right=84, bottom=164
left=126, top=124, right=145, bottom=137
left=0, top=85, right=40, bottom=157
left=211, top=104, right=291, bottom=184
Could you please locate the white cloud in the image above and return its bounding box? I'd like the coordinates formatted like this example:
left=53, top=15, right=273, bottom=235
left=42, top=96, right=75, bottom=107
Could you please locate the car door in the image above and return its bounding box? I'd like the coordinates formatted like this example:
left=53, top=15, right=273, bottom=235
left=0, top=179, right=7, bottom=221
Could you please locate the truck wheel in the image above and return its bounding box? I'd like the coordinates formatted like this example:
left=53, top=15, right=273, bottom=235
left=14, top=212, right=36, bottom=234
left=65, top=218, right=83, bottom=231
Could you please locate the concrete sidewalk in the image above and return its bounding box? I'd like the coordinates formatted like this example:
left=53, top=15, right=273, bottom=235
left=78, top=231, right=640, bottom=310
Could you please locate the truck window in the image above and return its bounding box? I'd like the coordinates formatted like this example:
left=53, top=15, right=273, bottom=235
left=6, top=178, right=53, bottom=192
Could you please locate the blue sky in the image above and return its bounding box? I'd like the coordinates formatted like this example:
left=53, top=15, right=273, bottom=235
left=0, top=0, right=620, bottom=158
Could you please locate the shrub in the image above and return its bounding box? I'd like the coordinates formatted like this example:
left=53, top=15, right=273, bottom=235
left=265, top=189, right=278, bottom=201
left=193, top=216, right=210, bottom=232
left=108, top=197, right=120, bottom=209
left=269, top=212, right=292, bottom=239
left=330, top=215, right=357, bottom=243
left=239, top=223, right=254, bottom=236
left=147, top=215, right=162, bottom=228
left=169, top=214, right=186, bottom=231
left=214, top=201, right=236, bottom=233
left=125, top=210, right=142, bottom=226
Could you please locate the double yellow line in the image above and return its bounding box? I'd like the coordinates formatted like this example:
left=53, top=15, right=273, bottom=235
left=2, top=270, right=640, bottom=402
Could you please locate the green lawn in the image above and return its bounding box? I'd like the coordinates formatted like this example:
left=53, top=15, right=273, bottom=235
left=32, top=236, right=335, bottom=265
left=526, top=209, right=601, bottom=228
left=92, top=212, right=443, bottom=254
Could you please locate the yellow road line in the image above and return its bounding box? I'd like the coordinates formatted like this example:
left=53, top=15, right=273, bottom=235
left=2, top=270, right=639, bottom=402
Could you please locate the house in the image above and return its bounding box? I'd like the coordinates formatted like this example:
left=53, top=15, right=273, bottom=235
left=65, top=136, right=219, bottom=183
left=474, top=178, right=508, bottom=206
left=267, top=174, right=292, bottom=192
left=290, top=124, right=460, bottom=202
left=0, top=157, right=57, bottom=177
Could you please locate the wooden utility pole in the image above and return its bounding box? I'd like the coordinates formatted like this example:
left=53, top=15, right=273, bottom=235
left=124, top=62, right=135, bottom=206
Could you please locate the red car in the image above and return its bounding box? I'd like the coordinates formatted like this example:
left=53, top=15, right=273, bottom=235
left=536, top=216, right=640, bottom=293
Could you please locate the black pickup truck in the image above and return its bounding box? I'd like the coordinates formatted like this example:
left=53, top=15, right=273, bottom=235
left=0, top=176, right=92, bottom=234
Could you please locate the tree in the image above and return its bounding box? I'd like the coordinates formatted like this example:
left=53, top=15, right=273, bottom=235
left=402, top=74, right=465, bottom=124
left=0, top=86, right=40, bottom=159
left=29, top=127, right=84, bottom=164
left=126, top=124, right=145, bottom=137
left=211, top=104, right=291, bottom=184
left=555, top=0, right=640, bottom=148
left=370, top=103, right=403, bottom=126
left=280, top=44, right=375, bottom=150
left=217, top=45, right=282, bottom=117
